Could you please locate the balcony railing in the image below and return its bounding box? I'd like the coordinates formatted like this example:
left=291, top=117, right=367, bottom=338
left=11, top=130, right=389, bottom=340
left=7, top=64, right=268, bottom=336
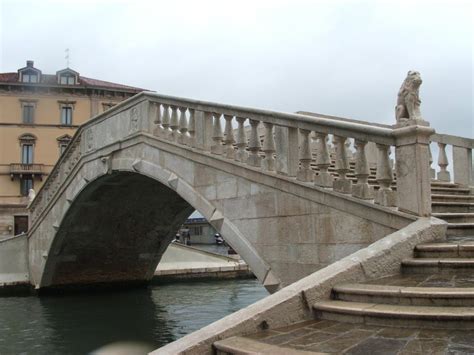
left=9, top=163, right=45, bottom=180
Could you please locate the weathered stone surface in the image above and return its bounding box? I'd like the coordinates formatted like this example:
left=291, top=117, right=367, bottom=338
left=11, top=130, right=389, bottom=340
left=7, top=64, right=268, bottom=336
left=153, top=218, right=443, bottom=354
left=0, top=234, right=29, bottom=284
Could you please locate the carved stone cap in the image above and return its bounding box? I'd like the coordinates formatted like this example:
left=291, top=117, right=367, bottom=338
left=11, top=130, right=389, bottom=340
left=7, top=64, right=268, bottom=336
left=393, top=118, right=430, bottom=128
left=393, top=125, right=435, bottom=146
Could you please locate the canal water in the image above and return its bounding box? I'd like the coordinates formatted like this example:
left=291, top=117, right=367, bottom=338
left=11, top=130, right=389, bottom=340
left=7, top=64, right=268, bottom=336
left=0, top=279, right=268, bottom=354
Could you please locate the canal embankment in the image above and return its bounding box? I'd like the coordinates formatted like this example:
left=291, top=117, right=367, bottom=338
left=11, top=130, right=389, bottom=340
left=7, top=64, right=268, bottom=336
left=153, top=242, right=253, bottom=282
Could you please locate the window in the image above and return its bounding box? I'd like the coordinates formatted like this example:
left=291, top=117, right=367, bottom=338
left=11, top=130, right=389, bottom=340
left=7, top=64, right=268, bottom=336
left=22, top=73, right=38, bottom=83
left=190, top=225, right=203, bottom=236
left=60, top=74, right=75, bottom=85
left=22, top=104, right=35, bottom=124
left=21, top=144, right=34, bottom=164
left=20, top=177, right=33, bottom=196
left=102, top=102, right=116, bottom=112
left=61, top=106, right=73, bottom=125
left=59, top=143, right=68, bottom=155
left=57, top=134, right=72, bottom=156
left=14, top=216, right=29, bottom=235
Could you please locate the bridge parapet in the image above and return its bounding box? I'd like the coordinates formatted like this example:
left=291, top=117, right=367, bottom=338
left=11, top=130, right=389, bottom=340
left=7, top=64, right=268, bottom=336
left=144, top=92, right=435, bottom=216
left=430, top=133, right=473, bottom=187
left=27, top=87, right=474, bottom=289
left=29, top=91, right=443, bottom=231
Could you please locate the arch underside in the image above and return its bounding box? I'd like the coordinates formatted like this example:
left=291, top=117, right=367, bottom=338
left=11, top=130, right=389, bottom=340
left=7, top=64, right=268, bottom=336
left=42, top=172, right=193, bottom=288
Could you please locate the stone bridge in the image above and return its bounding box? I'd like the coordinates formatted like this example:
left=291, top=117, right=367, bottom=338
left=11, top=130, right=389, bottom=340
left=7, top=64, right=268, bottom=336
left=3, top=91, right=472, bottom=292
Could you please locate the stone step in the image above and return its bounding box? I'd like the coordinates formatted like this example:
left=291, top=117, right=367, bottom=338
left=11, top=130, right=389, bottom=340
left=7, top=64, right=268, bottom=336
left=432, top=202, right=474, bottom=213
left=213, top=336, right=318, bottom=355
left=447, top=235, right=474, bottom=242
left=401, top=258, right=474, bottom=274
left=433, top=213, right=474, bottom=223
left=430, top=187, right=471, bottom=195
left=415, top=242, right=474, bottom=258
left=333, top=283, right=474, bottom=306
left=313, top=300, right=474, bottom=328
left=447, top=223, right=474, bottom=237
left=431, top=194, right=474, bottom=203
left=430, top=181, right=462, bottom=188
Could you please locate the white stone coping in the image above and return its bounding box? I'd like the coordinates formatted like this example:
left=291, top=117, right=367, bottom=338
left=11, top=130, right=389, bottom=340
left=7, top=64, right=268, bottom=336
left=142, top=92, right=397, bottom=145
left=432, top=133, right=474, bottom=149
left=151, top=217, right=447, bottom=355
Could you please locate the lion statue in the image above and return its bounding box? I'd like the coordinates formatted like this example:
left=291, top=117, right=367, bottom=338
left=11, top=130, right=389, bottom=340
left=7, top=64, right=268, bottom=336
left=395, top=70, right=423, bottom=123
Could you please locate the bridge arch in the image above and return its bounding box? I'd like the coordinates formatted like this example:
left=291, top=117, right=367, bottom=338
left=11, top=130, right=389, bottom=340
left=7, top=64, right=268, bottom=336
left=35, top=152, right=279, bottom=291
left=27, top=94, right=418, bottom=294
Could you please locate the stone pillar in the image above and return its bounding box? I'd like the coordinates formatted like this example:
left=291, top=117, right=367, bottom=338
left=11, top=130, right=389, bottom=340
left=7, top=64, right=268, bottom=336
left=194, top=111, right=213, bottom=151
left=393, top=125, right=434, bottom=216
left=453, top=146, right=473, bottom=187
left=428, top=144, right=436, bottom=179
left=275, top=126, right=298, bottom=177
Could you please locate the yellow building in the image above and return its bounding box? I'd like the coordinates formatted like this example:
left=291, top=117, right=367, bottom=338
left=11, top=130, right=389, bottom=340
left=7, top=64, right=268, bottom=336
left=0, top=60, right=143, bottom=238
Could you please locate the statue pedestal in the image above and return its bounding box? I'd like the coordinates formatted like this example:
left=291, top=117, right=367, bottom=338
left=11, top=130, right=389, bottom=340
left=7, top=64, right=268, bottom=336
left=393, top=118, right=430, bottom=128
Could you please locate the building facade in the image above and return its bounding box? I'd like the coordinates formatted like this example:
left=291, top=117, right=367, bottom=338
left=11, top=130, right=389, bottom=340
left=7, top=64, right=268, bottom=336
left=181, top=212, right=218, bottom=244
left=0, top=60, right=143, bottom=239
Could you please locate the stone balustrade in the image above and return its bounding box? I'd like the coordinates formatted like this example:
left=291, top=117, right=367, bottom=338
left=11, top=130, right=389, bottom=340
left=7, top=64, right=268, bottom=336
left=30, top=92, right=456, bottom=227
left=430, top=133, right=473, bottom=187
left=145, top=93, right=434, bottom=216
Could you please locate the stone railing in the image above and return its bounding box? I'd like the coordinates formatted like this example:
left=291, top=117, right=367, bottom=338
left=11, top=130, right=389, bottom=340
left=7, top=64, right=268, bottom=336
left=430, top=133, right=473, bottom=187
left=29, top=91, right=438, bottom=228
left=145, top=92, right=433, bottom=216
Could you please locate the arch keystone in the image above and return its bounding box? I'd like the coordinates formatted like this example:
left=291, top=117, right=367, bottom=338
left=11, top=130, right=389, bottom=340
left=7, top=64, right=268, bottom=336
left=52, top=222, right=60, bottom=231
left=263, top=270, right=281, bottom=293
left=132, top=158, right=143, bottom=172
left=168, top=173, right=179, bottom=190
left=210, top=210, right=225, bottom=230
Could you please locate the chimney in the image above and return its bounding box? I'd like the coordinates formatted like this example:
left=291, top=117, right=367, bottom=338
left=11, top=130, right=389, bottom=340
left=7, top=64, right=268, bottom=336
left=26, top=60, right=34, bottom=67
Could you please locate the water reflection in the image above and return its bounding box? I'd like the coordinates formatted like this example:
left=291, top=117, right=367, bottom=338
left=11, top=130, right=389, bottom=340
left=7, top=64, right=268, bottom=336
left=0, top=279, right=267, bottom=354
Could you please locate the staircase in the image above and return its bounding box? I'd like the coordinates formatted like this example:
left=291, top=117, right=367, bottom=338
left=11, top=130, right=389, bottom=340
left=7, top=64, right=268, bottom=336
left=214, top=181, right=474, bottom=354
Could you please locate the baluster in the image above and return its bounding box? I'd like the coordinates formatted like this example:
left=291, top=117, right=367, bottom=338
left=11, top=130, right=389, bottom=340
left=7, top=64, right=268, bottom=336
left=262, top=122, right=276, bottom=171
left=297, top=129, right=313, bottom=182
left=223, top=115, right=235, bottom=159
left=161, top=104, right=170, bottom=139
left=153, top=103, right=163, bottom=137
left=169, top=106, right=179, bottom=142
left=375, top=144, right=396, bottom=206
left=429, top=143, right=435, bottom=179
left=333, top=135, right=352, bottom=193
left=211, top=112, right=224, bottom=155
left=247, top=119, right=261, bottom=167
left=188, top=109, right=196, bottom=147
left=178, top=107, right=188, bottom=145
left=437, top=142, right=451, bottom=182
left=352, top=139, right=373, bottom=199
left=329, top=135, right=336, bottom=159
left=235, top=117, right=248, bottom=163
left=314, top=132, right=333, bottom=187
left=345, top=139, right=354, bottom=160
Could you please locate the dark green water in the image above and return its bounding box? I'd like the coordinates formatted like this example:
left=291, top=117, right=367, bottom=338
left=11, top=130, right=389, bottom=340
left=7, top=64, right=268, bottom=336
left=0, top=279, right=268, bottom=354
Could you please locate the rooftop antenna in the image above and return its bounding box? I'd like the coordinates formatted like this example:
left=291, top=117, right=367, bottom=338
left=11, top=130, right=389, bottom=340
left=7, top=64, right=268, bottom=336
left=65, top=48, right=70, bottom=68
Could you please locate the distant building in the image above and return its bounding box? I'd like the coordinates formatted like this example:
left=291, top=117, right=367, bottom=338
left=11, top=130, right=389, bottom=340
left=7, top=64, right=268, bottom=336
left=0, top=60, right=144, bottom=238
left=181, top=211, right=218, bottom=244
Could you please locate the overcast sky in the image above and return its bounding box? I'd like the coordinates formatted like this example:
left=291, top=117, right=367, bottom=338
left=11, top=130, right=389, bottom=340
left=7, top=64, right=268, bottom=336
left=0, top=0, right=472, bottom=137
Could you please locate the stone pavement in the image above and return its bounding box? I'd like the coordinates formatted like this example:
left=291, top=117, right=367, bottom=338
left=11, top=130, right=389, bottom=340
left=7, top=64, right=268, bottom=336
left=216, top=319, right=474, bottom=354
